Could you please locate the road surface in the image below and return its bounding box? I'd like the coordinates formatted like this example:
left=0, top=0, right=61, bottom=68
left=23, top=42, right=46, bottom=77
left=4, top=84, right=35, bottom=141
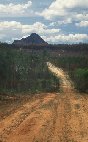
left=0, top=62, right=88, bottom=142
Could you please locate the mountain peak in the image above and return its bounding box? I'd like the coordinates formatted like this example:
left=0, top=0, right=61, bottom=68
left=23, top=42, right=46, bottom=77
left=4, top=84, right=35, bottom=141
left=30, top=33, right=38, bottom=36
left=13, top=33, right=48, bottom=45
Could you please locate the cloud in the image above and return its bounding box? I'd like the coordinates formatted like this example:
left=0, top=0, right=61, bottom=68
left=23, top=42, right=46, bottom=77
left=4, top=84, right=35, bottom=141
left=43, top=34, right=88, bottom=43
left=0, top=1, right=32, bottom=17
left=22, top=22, right=60, bottom=34
left=38, top=0, right=88, bottom=20
left=0, top=21, right=87, bottom=43
left=75, top=21, right=88, bottom=27
left=49, top=18, right=72, bottom=27
left=0, top=21, right=60, bottom=42
left=75, top=14, right=88, bottom=21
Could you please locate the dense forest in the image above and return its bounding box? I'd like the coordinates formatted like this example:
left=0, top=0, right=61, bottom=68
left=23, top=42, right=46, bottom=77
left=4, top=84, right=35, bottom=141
left=0, top=42, right=88, bottom=52
left=0, top=46, right=59, bottom=94
left=0, top=43, right=88, bottom=93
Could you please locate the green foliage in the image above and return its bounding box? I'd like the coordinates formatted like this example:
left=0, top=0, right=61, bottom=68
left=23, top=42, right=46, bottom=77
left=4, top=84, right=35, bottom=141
left=50, top=56, right=88, bottom=92
left=0, top=48, right=59, bottom=94
left=74, top=69, right=88, bottom=92
left=51, top=56, right=88, bottom=70
left=0, top=43, right=88, bottom=93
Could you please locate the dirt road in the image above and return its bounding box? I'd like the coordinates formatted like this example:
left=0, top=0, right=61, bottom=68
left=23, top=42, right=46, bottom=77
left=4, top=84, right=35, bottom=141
left=0, top=62, right=88, bottom=142
left=47, top=62, right=74, bottom=92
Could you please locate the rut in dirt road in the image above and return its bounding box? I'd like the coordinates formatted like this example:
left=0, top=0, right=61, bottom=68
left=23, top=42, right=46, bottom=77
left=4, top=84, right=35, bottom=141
left=47, top=62, right=88, bottom=142
left=0, top=62, right=88, bottom=142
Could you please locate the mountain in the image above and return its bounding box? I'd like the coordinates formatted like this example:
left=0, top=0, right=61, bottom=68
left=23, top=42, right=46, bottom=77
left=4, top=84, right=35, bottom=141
left=13, top=33, right=48, bottom=45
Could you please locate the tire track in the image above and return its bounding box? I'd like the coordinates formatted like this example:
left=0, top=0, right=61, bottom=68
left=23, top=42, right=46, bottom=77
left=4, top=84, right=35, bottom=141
left=0, top=62, right=88, bottom=142
left=47, top=62, right=88, bottom=142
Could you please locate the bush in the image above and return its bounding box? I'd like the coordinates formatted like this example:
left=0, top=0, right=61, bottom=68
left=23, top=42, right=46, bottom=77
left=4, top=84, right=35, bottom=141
left=74, top=69, right=88, bottom=92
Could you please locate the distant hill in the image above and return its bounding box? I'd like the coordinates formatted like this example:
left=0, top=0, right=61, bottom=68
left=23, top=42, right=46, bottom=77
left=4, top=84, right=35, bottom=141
left=13, top=33, right=48, bottom=45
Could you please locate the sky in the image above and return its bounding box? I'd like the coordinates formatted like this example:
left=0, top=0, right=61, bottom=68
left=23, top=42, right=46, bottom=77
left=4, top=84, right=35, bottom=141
left=0, top=0, right=88, bottom=44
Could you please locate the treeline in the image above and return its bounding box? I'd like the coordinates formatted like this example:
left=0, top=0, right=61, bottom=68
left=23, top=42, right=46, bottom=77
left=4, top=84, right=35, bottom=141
left=51, top=56, right=88, bottom=92
left=0, top=42, right=88, bottom=53
left=0, top=47, right=59, bottom=94
left=0, top=42, right=88, bottom=93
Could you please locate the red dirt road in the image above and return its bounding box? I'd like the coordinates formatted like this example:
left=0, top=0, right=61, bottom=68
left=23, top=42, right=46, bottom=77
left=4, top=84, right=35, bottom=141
left=0, top=63, right=88, bottom=142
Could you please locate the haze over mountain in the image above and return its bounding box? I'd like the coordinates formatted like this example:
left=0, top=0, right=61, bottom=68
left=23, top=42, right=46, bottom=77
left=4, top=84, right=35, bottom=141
left=13, top=33, right=48, bottom=45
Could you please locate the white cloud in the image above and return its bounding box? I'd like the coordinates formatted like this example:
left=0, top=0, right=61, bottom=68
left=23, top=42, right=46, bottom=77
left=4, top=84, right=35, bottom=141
left=43, top=34, right=88, bottom=43
left=49, top=18, right=72, bottom=27
left=75, top=21, right=88, bottom=27
left=0, top=21, right=87, bottom=43
left=75, top=14, right=88, bottom=21
left=0, top=1, right=32, bottom=17
left=38, top=0, right=88, bottom=20
left=0, top=21, right=60, bottom=42
left=21, top=22, right=60, bottom=34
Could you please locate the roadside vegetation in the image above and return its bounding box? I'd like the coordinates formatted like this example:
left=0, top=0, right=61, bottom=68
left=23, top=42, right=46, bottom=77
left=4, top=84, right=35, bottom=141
left=51, top=56, right=88, bottom=92
left=0, top=47, right=59, bottom=94
left=0, top=43, right=88, bottom=94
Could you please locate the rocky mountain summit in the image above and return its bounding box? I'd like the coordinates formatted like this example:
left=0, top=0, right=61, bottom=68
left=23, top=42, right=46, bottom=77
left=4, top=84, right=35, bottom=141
left=13, top=33, right=48, bottom=45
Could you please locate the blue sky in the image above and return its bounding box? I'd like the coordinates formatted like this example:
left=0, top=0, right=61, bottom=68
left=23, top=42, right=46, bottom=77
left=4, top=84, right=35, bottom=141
left=0, top=0, right=88, bottom=43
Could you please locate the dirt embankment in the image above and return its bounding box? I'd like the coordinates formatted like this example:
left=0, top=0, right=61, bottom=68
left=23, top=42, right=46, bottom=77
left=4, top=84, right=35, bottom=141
left=0, top=62, right=88, bottom=142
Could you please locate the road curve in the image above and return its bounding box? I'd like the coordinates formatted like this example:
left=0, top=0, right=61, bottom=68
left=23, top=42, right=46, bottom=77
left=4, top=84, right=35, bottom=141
left=47, top=62, right=74, bottom=92
left=0, top=62, right=88, bottom=142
